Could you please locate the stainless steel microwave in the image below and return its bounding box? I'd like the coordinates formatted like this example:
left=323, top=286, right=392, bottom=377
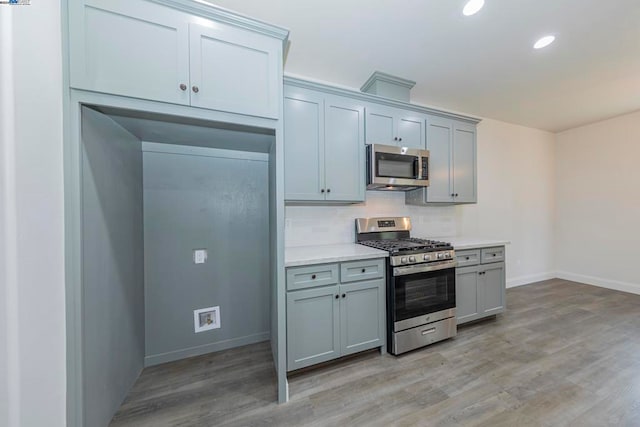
left=366, top=144, right=429, bottom=191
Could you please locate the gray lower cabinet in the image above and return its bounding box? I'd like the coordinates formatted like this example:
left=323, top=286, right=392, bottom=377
left=286, top=285, right=341, bottom=370
left=455, top=247, right=506, bottom=325
left=284, top=85, right=365, bottom=202
left=405, top=116, right=477, bottom=205
left=286, top=259, right=385, bottom=371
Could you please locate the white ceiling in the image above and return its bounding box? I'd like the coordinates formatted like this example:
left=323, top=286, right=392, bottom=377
left=210, top=0, right=640, bottom=132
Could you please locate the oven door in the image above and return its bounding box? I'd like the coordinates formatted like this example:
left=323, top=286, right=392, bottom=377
left=391, top=265, right=456, bottom=332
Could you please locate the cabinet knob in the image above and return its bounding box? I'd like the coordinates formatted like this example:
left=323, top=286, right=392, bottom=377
left=394, top=137, right=398, bottom=141
left=335, top=294, right=339, bottom=299
left=361, top=268, right=366, bottom=273
left=311, top=274, right=316, bottom=279
left=451, top=193, right=455, bottom=197
left=399, top=137, right=402, bottom=142
left=341, top=293, right=346, bottom=298
left=466, top=257, right=470, bottom=260
left=327, top=189, right=331, bottom=193
left=493, top=254, right=497, bottom=257
left=192, top=85, right=199, bottom=93
left=320, top=189, right=325, bottom=193
left=179, top=83, right=187, bottom=91
left=455, top=193, right=459, bottom=197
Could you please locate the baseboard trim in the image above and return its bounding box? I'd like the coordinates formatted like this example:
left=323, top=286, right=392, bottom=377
left=144, top=331, right=270, bottom=367
left=507, top=272, right=556, bottom=289
left=555, top=271, right=640, bottom=296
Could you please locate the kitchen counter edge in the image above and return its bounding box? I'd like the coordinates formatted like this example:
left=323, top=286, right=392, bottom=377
left=285, top=244, right=389, bottom=268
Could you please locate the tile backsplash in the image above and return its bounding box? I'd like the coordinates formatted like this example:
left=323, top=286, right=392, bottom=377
left=285, top=191, right=458, bottom=247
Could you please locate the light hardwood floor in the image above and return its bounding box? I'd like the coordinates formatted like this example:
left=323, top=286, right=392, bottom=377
left=110, top=279, right=640, bottom=426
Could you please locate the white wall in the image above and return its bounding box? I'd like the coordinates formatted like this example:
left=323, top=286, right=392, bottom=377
left=285, top=118, right=557, bottom=286
left=0, top=3, right=66, bottom=427
left=457, top=118, right=556, bottom=286
left=555, top=110, right=640, bottom=294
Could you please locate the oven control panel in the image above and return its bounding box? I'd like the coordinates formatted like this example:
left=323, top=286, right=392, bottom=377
left=390, top=250, right=455, bottom=266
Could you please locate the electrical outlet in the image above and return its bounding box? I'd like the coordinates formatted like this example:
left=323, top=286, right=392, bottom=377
left=193, top=249, right=208, bottom=264
left=193, top=306, right=220, bottom=333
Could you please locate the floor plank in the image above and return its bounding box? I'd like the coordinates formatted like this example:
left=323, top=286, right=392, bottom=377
left=110, top=279, right=640, bottom=426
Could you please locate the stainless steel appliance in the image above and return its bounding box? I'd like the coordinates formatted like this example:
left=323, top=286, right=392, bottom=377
left=356, top=217, right=456, bottom=355
left=366, top=144, right=429, bottom=191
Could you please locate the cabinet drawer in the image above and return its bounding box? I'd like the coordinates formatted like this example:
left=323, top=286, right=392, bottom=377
left=481, top=247, right=505, bottom=264
left=340, top=259, right=385, bottom=283
left=455, top=249, right=480, bottom=267
left=286, top=264, right=339, bottom=291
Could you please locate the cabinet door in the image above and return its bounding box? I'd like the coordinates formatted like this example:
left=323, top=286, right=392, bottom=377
left=69, top=0, right=190, bottom=105
left=365, top=106, right=395, bottom=145
left=340, top=280, right=385, bottom=356
left=287, top=286, right=340, bottom=371
left=189, top=23, right=279, bottom=118
left=452, top=122, right=477, bottom=203
left=480, top=262, right=506, bottom=316
left=283, top=89, right=325, bottom=201
left=396, top=113, right=427, bottom=149
left=456, top=266, right=480, bottom=325
left=324, top=98, right=365, bottom=202
left=425, top=116, right=454, bottom=202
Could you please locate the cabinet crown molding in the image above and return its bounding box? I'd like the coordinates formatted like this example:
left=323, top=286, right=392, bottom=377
left=151, top=0, right=290, bottom=45
left=361, top=71, right=416, bottom=92
left=284, top=75, right=482, bottom=125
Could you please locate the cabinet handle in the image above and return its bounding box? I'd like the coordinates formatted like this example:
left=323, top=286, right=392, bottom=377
left=335, top=294, right=339, bottom=299
left=179, top=83, right=187, bottom=91
left=192, top=85, right=199, bottom=93
left=361, top=268, right=366, bottom=273
left=341, top=293, right=346, bottom=298
left=311, top=274, right=316, bottom=279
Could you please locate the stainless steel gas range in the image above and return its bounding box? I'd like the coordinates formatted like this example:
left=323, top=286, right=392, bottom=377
left=356, top=217, right=457, bottom=355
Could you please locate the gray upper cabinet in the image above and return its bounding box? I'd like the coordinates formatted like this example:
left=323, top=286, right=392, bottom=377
left=406, top=116, right=477, bottom=205
left=365, top=105, right=426, bottom=149
left=283, top=89, right=324, bottom=201
left=452, top=122, right=477, bottom=203
left=69, top=0, right=285, bottom=119
left=188, top=23, right=280, bottom=118
left=284, top=86, right=365, bottom=203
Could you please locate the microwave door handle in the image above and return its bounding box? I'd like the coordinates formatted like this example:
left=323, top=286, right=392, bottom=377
left=413, top=157, right=419, bottom=179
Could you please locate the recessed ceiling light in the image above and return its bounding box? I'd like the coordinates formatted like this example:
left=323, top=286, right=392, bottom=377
left=463, top=0, right=485, bottom=16
left=534, top=35, right=556, bottom=49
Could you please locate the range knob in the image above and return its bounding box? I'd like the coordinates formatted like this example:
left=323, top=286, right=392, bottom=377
left=400, top=257, right=408, bottom=264
left=437, top=253, right=445, bottom=259
left=423, top=254, right=431, bottom=261
left=409, top=256, right=416, bottom=263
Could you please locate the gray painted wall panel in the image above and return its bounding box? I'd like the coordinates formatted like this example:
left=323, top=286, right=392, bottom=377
left=81, top=107, right=144, bottom=427
left=143, top=147, right=270, bottom=364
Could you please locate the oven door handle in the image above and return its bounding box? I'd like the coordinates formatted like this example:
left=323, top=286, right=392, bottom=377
left=393, top=260, right=457, bottom=277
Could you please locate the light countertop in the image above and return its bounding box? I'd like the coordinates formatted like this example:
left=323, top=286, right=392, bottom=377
left=285, top=243, right=388, bottom=267
left=428, top=237, right=510, bottom=251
